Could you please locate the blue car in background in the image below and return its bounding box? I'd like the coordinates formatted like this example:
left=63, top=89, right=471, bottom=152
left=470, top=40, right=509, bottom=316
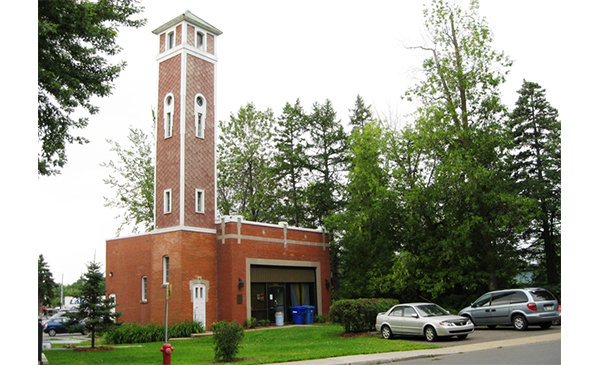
left=43, top=317, right=88, bottom=336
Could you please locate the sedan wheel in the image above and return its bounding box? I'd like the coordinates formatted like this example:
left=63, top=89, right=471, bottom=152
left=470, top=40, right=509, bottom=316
left=425, top=326, right=438, bottom=342
left=48, top=329, right=57, bottom=337
left=381, top=325, right=393, bottom=340
left=512, top=314, right=528, bottom=331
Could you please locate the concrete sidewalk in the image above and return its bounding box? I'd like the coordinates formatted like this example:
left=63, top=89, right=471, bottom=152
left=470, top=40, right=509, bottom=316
left=272, top=332, right=561, bottom=365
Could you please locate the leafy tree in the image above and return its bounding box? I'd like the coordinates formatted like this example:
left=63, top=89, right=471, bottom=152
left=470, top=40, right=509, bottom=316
left=102, top=121, right=155, bottom=236
left=38, top=255, right=57, bottom=314
left=67, top=261, right=120, bottom=348
left=217, top=103, right=278, bottom=221
left=397, top=0, right=528, bottom=295
left=329, top=121, right=397, bottom=298
left=38, top=0, right=146, bottom=175
left=306, top=100, right=348, bottom=227
left=508, top=80, right=561, bottom=286
left=272, top=99, right=310, bottom=227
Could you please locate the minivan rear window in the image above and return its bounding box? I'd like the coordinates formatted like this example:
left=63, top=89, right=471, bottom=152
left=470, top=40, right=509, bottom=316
left=529, top=289, right=556, bottom=302
left=509, top=291, right=528, bottom=304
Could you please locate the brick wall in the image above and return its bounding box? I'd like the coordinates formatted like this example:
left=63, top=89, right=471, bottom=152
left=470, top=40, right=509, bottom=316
left=184, top=54, right=215, bottom=229
left=106, top=222, right=331, bottom=328
left=156, top=55, right=182, bottom=229
left=106, top=230, right=219, bottom=326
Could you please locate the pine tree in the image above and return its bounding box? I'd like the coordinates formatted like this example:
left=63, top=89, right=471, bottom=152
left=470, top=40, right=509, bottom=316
left=348, top=95, right=374, bottom=131
left=272, top=99, right=310, bottom=227
left=68, top=262, right=120, bottom=348
left=508, top=80, right=561, bottom=286
left=38, top=255, right=57, bottom=314
left=306, top=100, right=348, bottom=227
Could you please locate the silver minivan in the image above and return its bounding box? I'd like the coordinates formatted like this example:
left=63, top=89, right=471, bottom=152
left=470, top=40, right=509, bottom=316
left=458, top=288, right=560, bottom=330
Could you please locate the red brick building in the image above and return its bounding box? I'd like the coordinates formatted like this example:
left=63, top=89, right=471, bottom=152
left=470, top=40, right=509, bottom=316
left=105, top=11, right=331, bottom=329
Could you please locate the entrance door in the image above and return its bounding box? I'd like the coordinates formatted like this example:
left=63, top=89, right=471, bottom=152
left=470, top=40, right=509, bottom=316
left=267, top=285, right=285, bottom=324
left=192, top=284, right=206, bottom=326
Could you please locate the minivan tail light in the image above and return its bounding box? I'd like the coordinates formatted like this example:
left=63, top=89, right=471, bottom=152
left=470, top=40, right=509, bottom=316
left=527, top=303, right=537, bottom=311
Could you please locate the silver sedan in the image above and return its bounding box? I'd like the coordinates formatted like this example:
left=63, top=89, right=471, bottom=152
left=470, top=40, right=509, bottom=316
left=375, top=303, right=474, bottom=342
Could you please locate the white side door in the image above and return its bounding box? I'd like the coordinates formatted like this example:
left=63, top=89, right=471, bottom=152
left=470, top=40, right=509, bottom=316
left=192, top=284, right=206, bottom=326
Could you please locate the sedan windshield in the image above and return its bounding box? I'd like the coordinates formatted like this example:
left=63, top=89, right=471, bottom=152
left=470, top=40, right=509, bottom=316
left=416, top=304, right=450, bottom=317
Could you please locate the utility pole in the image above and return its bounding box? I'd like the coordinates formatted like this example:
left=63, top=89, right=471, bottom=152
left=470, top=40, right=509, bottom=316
left=60, top=274, right=64, bottom=310
left=164, top=284, right=171, bottom=343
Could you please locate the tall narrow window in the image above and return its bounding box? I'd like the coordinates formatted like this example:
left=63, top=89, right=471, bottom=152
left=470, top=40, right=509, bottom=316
left=167, top=31, right=175, bottom=49
left=166, top=113, right=172, bottom=137
left=164, top=94, right=174, bottom=138
left=164, top=189, right=172, bottom=214
left=196, top=31, right=204, bottom=49
left=195, top=189, right=205, bottom=214
left=163, top=256, right=170, bottom=284
left=194, top=94, right=206, bottom=138
left=141, top=276, right=148, bottom=302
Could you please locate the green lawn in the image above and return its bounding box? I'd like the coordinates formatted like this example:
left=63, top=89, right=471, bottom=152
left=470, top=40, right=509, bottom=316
left=44, top=324, right=438, bottom=365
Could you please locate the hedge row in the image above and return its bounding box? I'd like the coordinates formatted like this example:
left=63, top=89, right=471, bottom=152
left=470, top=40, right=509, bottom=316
left=103, top=321, right=205, bottom=344
left=329, top=298, right=398, bottom=333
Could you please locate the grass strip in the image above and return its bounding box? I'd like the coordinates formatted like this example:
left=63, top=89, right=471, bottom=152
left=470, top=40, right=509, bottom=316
left=44, top=323, right=438, bottom=365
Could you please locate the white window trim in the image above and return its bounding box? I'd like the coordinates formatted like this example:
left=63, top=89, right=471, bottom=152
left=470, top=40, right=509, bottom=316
left=164, top=93, right=174, bottom=139
left=163, top=256, right=170, bottom=285
left=195, top=189, right=205, bottom=214
left=194, top=93, right=206, bottom=139
left=164, top=189, right=172, bottom=214
left=141, top=276, right=148, bottom=302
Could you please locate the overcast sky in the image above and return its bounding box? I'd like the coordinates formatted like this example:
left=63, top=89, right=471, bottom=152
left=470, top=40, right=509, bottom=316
left=10, top=0, right=596, bottom=331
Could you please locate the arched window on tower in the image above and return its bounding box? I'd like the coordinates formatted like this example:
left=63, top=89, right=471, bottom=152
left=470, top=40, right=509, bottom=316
left=195, top=94, right=206, bottom=139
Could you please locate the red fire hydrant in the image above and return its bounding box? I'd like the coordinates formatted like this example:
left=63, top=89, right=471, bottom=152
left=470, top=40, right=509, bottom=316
left=160, top=343, right=174, bottom=365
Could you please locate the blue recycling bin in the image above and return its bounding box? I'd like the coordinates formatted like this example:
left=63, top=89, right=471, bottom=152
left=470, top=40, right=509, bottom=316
left=304, top=306, right=315, bottom=325
left=290, top=306, right=306, bottom=324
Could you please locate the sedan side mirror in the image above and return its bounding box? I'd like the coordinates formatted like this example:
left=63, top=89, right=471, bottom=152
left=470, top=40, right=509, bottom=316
left=412, top=314, right=419, bottom=319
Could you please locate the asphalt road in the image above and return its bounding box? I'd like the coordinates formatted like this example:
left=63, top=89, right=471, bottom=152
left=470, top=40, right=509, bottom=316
left=42, top=332, right=89, bottom=343
left=398, top=339, right=561, bottom=364
left=382, top=324, right=561, bottom=347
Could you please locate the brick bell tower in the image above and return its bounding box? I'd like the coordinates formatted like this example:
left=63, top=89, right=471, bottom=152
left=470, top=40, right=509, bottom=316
left=152, top=11, right=221, bottom=231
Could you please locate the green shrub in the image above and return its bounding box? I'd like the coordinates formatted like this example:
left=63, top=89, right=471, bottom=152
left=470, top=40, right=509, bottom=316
left=314, top=314, right=328, bottom=323
left=244, top=317, right=258, bottom=329
left=170, top=321, right=205, bottom=337
left=212, top=320, right=245, bottom=362
left=244, top=317, right=271, bottom=329
left=258, top=319, right=271, bottom=327
left=329, top=298, right=398, bottom=333
left=103, top=321, right=205, bottom=344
